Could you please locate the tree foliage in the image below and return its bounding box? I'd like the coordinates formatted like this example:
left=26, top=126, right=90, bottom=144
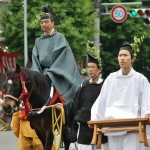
left=0, top=0, right=150, bottom=81
left=100, top=0, right=150, bottom=80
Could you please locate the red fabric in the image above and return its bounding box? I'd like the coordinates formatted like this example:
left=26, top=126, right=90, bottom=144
left=48, top=91, right=59, bottom=105
left=48, top=89, right=66, bottom=105
left=59, top=95, right=66, bottom=104
left=21, top=109, right=27, bottom=119
left=0, top=50, right=19, bottom=73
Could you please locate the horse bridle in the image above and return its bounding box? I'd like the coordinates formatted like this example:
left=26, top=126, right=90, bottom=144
left=4, top=73, right=32, bottom=114
left=4, top=72, right=66, bottom=116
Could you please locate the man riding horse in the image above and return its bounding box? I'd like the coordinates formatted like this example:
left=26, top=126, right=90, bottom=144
left=31, top=4, right=81, bottom=103
left=31, top=2, right=81, bottom=141
left=3, top=4, right=81, bottom=150
left=8, top=4, right=81, bottom=150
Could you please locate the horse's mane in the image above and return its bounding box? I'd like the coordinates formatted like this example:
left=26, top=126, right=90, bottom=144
left=6, top=67, right=50, bottom=104
left=21, top=67, right=49, bottom=89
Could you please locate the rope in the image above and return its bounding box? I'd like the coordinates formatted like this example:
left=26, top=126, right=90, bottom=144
left=0, top=119, right=9, bottom=131
left=31, top=104, right=65, bottom=150
left=8, top=103, right=65, bottom=149
left=46, top=105, right=65, bottom=150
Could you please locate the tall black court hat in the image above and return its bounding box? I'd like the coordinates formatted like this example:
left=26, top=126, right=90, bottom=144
left=40, top=4, right=61, bottom=25
left=120, top=41, right=134, bottom=57
left=87, top=52, right=101, bottom=68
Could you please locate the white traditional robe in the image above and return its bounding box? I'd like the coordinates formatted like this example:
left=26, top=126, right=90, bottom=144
left=91, top=68, right=150, bottom=150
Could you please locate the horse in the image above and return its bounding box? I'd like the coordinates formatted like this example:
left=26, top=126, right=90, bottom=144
left=3, top=64, right=71, bottom=150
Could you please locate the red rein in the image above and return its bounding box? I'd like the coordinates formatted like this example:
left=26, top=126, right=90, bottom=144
left=6, top=73, right=32, bottom=118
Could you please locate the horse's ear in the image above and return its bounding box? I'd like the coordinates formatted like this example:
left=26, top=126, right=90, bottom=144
left=3, top=65, right=8, bottom=74
left=15, top=64, right=21, bottom=73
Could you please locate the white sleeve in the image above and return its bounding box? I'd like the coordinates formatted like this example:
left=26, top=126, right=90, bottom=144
left=140, top=77, right=150, bottom=117
left=91, top=75, right=110, bottom=121
left=91, top=94, right=103, bottom=120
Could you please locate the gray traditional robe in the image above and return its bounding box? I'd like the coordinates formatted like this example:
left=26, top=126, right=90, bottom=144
left=31, top=31, right=81, bottom=102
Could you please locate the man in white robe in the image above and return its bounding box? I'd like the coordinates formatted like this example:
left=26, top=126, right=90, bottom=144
left=91, top=41, right=150, bottom=150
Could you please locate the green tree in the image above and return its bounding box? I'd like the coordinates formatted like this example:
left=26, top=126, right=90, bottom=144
left=100, top=0, right=150, bottom=80
left=0, top=0, right=96, bottom=65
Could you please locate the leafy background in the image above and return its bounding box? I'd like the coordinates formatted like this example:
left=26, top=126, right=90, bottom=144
left=0, top=0, right=149, bottom=81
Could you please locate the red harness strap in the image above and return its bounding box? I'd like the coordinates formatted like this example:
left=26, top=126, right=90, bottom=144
left=48, top=89, right=66, bottom=105
left=21, top=109, right=27, bottom=119
left=6, top=73, right=32, bottom=119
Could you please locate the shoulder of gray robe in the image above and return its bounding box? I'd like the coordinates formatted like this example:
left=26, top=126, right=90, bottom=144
left=32, top=32, right=81, bottom=103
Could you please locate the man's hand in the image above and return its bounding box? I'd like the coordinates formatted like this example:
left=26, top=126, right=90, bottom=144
left=55, top=103, right=63, bottom=110
left=145, top=114, right=150, bottom=122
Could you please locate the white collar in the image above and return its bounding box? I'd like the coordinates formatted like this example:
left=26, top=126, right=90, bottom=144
left=117, top=68, right=136, bottom=78
left=89, top=78, right=103, bottom=84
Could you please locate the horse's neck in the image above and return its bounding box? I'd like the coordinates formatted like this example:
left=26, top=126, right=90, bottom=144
left=28, top=80, right=51, bottom=109
left=23, top=69, right=52, bottom=109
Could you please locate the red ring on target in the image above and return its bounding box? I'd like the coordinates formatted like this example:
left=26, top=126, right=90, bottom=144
left=111, top=5, right=127, bottom=23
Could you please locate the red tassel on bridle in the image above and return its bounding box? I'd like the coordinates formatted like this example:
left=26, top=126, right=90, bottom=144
left=5, top=72, right=32, bottom=118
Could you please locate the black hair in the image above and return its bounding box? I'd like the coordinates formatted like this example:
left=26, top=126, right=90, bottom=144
left=120, top=41, right=134, bottom=57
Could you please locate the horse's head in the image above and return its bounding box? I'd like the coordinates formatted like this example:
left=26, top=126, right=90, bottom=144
left=3, top=64, right=50, bottom=112
left=3, top=64, right=23, bottom=109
